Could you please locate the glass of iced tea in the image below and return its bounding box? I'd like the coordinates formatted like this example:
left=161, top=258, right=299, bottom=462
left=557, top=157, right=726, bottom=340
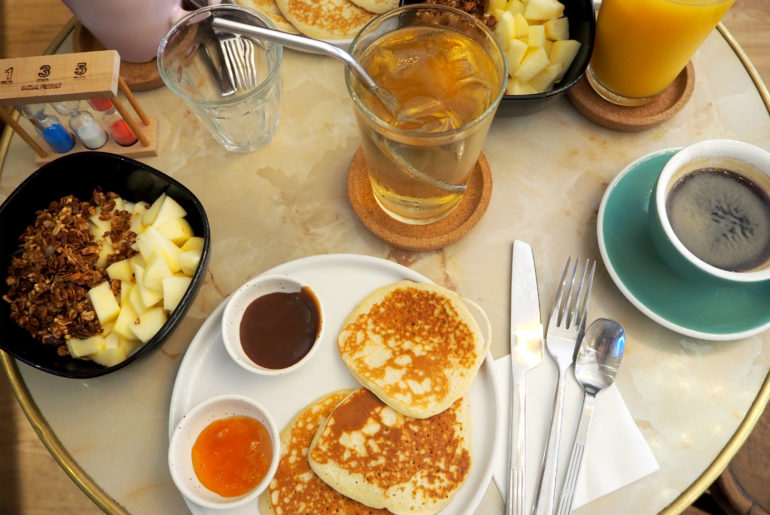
left=345, top=4, right=507, bottom=225
left=587, top=0, right=734, bottom=106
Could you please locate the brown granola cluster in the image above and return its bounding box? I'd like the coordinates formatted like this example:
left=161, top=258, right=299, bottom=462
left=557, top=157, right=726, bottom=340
left=2, top=190, right=137, bottom=354
left=425, top=0, right=497, bottom=30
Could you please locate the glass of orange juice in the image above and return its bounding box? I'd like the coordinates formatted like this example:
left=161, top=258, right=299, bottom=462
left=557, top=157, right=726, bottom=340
left=345, top=4, right=506, bottom=225
left=587, top=0, right=735, bottom=106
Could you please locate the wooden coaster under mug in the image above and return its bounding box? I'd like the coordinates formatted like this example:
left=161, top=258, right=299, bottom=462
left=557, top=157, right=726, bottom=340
left=347, top=148, right=492, bottom=251
left=567, top=62, right=695, bottom=132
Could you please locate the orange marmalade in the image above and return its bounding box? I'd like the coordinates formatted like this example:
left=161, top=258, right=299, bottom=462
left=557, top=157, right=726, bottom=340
left=191, top=415, right=272, bottom=497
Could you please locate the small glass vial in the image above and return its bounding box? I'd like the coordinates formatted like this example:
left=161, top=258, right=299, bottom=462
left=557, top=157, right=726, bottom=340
left=69, top=111, right=108, bottom=150
left=35, top=114, right=75, bottom=153
left=103, top=109, right=138, bottom=146
left=87, top=98, right=115, bottom=112
left=20, top=103, right=46, bottom=124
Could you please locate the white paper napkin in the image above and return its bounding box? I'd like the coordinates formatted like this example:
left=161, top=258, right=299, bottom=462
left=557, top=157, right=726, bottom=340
left=492, top=354, right=659, bottom=511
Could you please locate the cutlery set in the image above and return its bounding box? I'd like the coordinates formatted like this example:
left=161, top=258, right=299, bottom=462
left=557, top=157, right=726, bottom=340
left=508, top=241, right=625, bottom=514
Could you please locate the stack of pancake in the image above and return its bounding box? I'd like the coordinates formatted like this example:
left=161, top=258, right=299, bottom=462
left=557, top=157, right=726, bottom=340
left=260, top=281, right=489, bottom=514
left=236, top=0, right=400, bottom=40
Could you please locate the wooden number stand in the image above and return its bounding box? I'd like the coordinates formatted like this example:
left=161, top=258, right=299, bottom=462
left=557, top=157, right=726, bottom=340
left=0, top=50, right=158, bottom=163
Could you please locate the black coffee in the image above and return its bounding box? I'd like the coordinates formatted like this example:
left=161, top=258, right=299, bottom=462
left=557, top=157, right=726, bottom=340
left=666, top=167, right=770, bottom=272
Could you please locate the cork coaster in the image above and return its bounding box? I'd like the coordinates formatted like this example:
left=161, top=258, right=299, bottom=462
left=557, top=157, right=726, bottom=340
left=567, top=62, right=695, bottom=132
left=73, top=23, right=164, bottom=91
left=347, top=148, right=492, bottom=251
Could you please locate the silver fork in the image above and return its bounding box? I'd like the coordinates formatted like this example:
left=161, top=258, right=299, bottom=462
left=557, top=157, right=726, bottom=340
left=220, top=35, right=258, bottom=90
left=532, top=257, right=596, bottom=515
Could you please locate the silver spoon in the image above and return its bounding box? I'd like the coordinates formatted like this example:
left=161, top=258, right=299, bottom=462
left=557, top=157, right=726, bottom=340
left=556, top=318, right=625, bottom=515
left=209, top=17, right=401, bottom=116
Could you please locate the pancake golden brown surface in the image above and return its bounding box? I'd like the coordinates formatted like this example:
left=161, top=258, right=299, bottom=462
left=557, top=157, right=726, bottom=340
left=259, top=389, right=388, bottom=514
left=337, top=281, right=487, bottom=418
left=235, top=0, right=301, bottom=34
left=274, top=0, right=375, bottom=40
left=307, top=388, right=472, bottom=515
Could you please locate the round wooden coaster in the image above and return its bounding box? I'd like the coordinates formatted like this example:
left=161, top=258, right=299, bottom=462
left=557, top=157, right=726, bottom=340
left=567, top=62, right=695, bottom=132
left=72, top=22, right=164, bottom=92
left=347, top=148, right=492, bottom=251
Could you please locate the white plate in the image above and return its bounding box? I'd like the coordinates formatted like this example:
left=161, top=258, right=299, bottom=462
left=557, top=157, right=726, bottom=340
left=168, top=253, right=501, bottom=514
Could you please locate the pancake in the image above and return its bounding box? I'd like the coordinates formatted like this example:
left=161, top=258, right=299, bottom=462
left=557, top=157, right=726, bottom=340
left=235, top=0, right=301, bottom=34
left=274, top=0, right=375, bottom=40
left=337, top=280, right=488, bottom=419
left=348, top=0, right=399, bottom=14
left=308, top=388, right=472, bottom=515
left=259, top=389, right=389, bottom=514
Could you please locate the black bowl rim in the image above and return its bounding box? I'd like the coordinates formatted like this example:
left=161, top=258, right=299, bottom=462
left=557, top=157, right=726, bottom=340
left=0, top=151, right=211, bottom=378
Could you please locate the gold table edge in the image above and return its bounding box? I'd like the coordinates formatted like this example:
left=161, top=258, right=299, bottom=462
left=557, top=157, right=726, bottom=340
left=0, top=17, right=768, bottom=515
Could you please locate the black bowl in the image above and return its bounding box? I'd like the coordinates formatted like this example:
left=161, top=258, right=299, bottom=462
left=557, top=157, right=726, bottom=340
left=398, top=0, right=596, bottom=116
left=0, top=152, right=211, bottom=378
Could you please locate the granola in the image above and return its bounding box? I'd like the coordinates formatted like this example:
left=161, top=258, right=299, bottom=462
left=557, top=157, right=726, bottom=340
left=2, top=189, right=137, bottom=354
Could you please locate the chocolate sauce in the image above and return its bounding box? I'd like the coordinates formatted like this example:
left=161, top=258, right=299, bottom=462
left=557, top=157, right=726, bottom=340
left=239, top=287, right=321, bottom=369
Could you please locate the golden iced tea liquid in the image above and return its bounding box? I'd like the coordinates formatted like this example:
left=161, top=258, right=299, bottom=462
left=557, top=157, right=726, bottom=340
left=355, top=26, right=500, bottom=224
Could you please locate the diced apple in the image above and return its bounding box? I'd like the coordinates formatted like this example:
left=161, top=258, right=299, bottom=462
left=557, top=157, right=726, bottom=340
left=544, top=17, right=570, bottom=41
left=506, top=0, right=525, bottom=15
left=513, top=12, right=529, bottom=38
left=129, top=284, right=146, bottom=315
left=132, top=265, right=162, bottom=309
left=67, top=335, right=105, bottom=358
left=90, top=344, right=130, bottom=368
left=129, top=254, right=146, bottom=274
left=180, top=237, right=205, bottom=252
left=506, top=38, right=529, bottom=73
left=507, top=76, right=537, bottom=95
left=529, top=62, right=565, bottom=92
left=103, top=332, right=120, bottom=350
left=135, top=227, right=181, bottom=272
left=144, top=251, right=173, bottom=291
left=113, top=302, right=139, bottom=339
left=163, top=275, right=192, bottom=312
left=142, top=193, right=167, bottom=226
left=494, top=11, right=515, bottom=52
left=514, top=47, right=550, bottom=82
left=89, top=214, right=111, bottom=240
left=120, top=281, right=132, bottom=306
left=157, top=217, right=194, bottom=245
left=524, top=0, right=565, bottom=21
left=100, top=322, right=114, bottom=337
left=528, top=24, right=546, bottom=48
left=129, top=307, right=167, bottom=343
left=107, top=259, right=133, bottom=282
left=489, top=0, right=506, bottom=11
left=549, top=39, right=581, bottom=80
left=150, top=196, right=187, bottom=228
left=490, top=7, right=504, bottom=20
left=87, top=281, right=120, bottom=325
left=95, top=238, right=114, bottom=269
left=179, top=248, right=202, bottom=277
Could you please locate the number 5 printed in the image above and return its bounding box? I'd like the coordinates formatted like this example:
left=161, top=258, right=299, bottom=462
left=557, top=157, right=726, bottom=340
left=75, top=62, right=87, bottom=76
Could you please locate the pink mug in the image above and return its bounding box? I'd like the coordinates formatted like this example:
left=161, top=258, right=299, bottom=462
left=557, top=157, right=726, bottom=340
left=62, top=0, right=189, bottom=63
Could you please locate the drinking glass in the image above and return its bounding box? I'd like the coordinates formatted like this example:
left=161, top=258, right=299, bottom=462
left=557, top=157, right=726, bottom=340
left=345, top=4, right=506, bottom=225
left=587, top=0, right=735, bottom=106
left=157, top=5, right=282, bottom=152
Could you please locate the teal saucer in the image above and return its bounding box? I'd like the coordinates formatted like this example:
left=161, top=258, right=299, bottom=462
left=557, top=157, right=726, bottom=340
left=598, top=148, right=770, bottom=341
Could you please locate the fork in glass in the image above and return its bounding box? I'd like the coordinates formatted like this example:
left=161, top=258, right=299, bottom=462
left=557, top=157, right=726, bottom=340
left=532, top=257, right=596, bottom=515
left=220, top=34, right=258, bottom=91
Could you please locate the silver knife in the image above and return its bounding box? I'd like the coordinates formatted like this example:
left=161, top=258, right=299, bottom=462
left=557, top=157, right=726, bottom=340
left=507, top=241, right=544, bottom=515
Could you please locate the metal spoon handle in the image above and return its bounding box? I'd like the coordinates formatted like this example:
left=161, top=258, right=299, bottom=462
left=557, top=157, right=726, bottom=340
left=556, top=392, right=596, bottom=515
left=210, top=18, right=379, bottom=91
left=533, top=366, right=568, bottom=515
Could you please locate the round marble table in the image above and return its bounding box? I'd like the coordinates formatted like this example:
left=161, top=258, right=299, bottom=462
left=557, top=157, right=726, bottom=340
left=1, top=20, right=769, bottom=515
